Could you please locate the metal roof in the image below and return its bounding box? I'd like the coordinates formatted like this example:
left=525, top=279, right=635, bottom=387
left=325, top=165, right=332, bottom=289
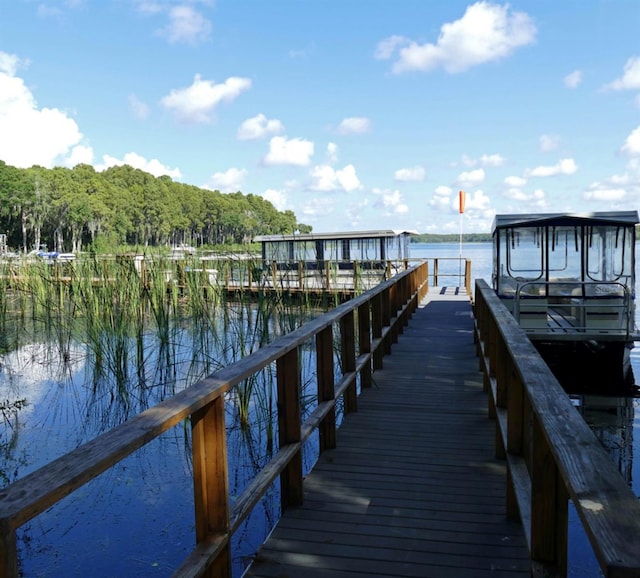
left=253, top=229, right=418, bottom=243
left=491, top=211, right=639, bottom=234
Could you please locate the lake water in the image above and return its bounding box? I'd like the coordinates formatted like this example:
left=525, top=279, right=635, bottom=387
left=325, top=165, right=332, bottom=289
left=412, top=241, right=639, bottom=577
left=1, top=243, right=637, bottom=576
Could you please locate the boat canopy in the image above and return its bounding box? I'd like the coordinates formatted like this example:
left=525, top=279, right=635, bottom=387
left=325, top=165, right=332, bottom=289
left=492, top=211, right=639, bottom=235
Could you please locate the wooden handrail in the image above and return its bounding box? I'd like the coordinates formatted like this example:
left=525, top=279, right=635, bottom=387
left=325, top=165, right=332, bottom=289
left=474, top=279, right=640, bottom=577
left=0, top=262, right=429, bottom=578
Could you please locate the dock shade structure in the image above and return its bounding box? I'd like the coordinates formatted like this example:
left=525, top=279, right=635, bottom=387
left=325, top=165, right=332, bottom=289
left=253, top=229, right=416, bottom=269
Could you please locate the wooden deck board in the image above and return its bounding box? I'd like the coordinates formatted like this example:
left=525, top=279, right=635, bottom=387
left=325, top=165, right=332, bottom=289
left=245, top=288, right=529, bottom=577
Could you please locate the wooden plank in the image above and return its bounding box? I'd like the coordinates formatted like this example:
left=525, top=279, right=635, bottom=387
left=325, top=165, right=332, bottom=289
left=246, top=292, right=529, bottom=578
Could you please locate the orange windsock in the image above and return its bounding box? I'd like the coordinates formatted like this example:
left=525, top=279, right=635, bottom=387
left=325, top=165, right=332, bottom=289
left=459, top=190, right=466, bottom=214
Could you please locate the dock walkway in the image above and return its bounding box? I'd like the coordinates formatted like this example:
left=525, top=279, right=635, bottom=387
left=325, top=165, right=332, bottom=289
left=246, top=288, right=529, bottom=578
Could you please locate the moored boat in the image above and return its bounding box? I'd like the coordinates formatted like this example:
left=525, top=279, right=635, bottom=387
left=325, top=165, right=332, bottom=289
left=491, top=211, right=639, bottom=392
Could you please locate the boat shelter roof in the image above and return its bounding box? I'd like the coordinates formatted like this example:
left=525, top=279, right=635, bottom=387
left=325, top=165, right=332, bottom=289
left=491, top=211, right=639, bottom=235
left=254, top=229, right=418, bottom=243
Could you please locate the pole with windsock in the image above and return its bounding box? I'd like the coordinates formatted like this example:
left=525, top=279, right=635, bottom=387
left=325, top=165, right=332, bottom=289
left=458, top=190, right=465, bottom=286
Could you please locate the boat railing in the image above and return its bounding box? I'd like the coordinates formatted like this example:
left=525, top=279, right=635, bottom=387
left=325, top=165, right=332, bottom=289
left=474, top=279, right=640, bottom=576
left=510, top=280, right=634, bottom=339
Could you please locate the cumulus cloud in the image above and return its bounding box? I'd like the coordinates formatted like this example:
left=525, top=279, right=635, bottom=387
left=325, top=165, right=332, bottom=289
left=564, top=70, right=582, bottom=88
left=526, top=158, right=577, bottom=177
left=337, top=117, right=371, bottom=135
left=262, top=189, right=287, bottom=211
left=429, top=185, right=453, bottom=210
left=0, top=51, right=84, bottom=168
left=621, top=126, right=640, bottom=156
left=539, top=134, right=560, bottom=151
left=460, top=189, right=491, bottom=212
left=394, top=165, right=426, bottom=182
left=157, top=4, right=212, bottom=45
left=206, top=167, right=247, bottom=192
left=302, top=197, right=334, bottom=217
left=583, top=187, right=627, bottom=202
left=503, top=187, right=547, bottom=207
left=263, top=136, right=314, bottom=166
left=460, top=153, right=505, bottom=167
left=237, top=113, right=284, bottom=140
left=605, top=56, right=640, bottom=91
left=326, top=142, right=338, bottom=163
left=504, top=175, right=526, bottom=187
left=372, top=188, right=409, bottom=215
left=377, top=2, right=536, bottom=74
left=456, top=168, right=485, bottom=187
left=310, top=164, right=362, bottom=192
left=161, top=74, right=251, bottom=123
left=97, top=152, right=182, bottom=178
left=65, top=145, right=94, bottom=167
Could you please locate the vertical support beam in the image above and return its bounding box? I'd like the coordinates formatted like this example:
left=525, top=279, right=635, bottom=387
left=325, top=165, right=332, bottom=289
left=531, top=414, right=568, bottom=576
left=465, top=260, right=472, bottom=296
left=271, top=260, right=277, bottom=288
left=316, top=325, right=336, bottom=452
left=371, top=293, right=383, bottom=370
left=191, top=397, right=231, bottom=577
left=382, top=287, right=392, bottom=355
left=358, top=301, right=372, bottom=389
left=340, top=311, right=358, bottom=414
left=0, top=521, right=18, bottom=578
left=325, top=261, right=331, bottom=291
left=297, top=261, right=303, bottom=291
left=277, top=349, right=303, bottom=510
left=433, top=258, right=439, bottom=287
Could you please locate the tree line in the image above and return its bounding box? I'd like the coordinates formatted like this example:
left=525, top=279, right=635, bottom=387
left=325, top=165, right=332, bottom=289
left=0, top=161, right=312, bottom=253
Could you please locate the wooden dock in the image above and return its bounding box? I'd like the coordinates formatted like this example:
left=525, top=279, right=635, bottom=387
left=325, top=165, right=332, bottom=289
left=245, top=288, right=530, bottom=578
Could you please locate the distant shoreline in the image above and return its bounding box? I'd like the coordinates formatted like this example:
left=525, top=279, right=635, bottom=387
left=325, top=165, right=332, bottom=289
left=411, top=233, right=491, bottom=243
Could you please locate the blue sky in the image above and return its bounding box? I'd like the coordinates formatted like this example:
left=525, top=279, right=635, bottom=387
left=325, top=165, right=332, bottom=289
left=1, top=1, right=639, bottom=234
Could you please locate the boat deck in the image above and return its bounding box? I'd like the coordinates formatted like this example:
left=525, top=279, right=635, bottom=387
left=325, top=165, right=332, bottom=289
left=245, top=287, right=530, bottom=577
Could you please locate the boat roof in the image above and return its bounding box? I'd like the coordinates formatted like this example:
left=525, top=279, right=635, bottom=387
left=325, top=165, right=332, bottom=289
left=254, top=229, right=418, bottom=243
left=491, top=211, right=639, bottom=234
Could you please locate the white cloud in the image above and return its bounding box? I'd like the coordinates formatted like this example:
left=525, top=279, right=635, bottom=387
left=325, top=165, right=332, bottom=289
left=326, top=142, right=338, bottom=163
left=374, top=35, right=410, bottom=60
left=97, top=152, right=181, bottom=178
left=540, top=134, right=560, bottom=151
left=0, top=51, right=84, bottom=168
left=129, top=94, right=150, bottom=120
left=310, top=164, right=362, bottom=192
left=429, top=185, right=452, bottom=210
left=237, top=113, right=284, bottom=140
left=378, top=2, right=536, bottom=74
left=158, top=5, right=212, bottom=45
left=456, top=168, right=485, bottom=186
left=621, top=126, right=640, bottom=156
left=503, top=187, right=547, bottom=208
left=263, top=136, right=314, bottom=166
left=373, top=188, right=408, bottom=215
left=583, top=187, right=627, bottom=202
left=605, top=56, right=640, bottom=91
left=564, top=70, right=582, bottom=88
left=302, top=197, right=334, bottom=217
left=394, top=165, right=426, bottom=182
left=526, top=158, right=577, bottom=177
left=345, top=198, right=370, bottom=227
left=206, top=167, right=247, bottom=192
left=504, top=175, right=527, bottom=187
left=460, top=189, right=491, bottom=212
left=161, top=74, right=251, bottom=123
left=262, top=189, right=287, bottom=211
left=337, top=117, right=371, bottom=135
left=460, top=153, right=505, bottom=168
left=65, top=145, right=94, bottom=167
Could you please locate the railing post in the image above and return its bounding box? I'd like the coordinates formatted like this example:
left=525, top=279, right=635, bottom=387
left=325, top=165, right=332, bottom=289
left=434, top=258, right=439, bottom=287
left=531, top=413, right=568, bottom=576
left=385, top=260, right=391, bottom=280
left=0, top=521, right=17, bottom=578
left=382, top=287, right=392, bottom=355
left=465, top=259, right=472, bottom=296
left=277, top=348, right=303, bottom=509
left=372, top=293, right=383, bottom=370
left=316, top=325, right=336, bottom=452
left=358, top=301, right=372, bottom=388
left=191, top=396, right=231, bottom=577
left=340, top=311, right=358, bottom=414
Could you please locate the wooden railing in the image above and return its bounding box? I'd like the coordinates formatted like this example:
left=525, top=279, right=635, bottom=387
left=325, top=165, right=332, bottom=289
left=0, top=263, right=429, bottom=577
left=407, top=257, right=472, bottom=295
left=474, top=279, right=640, bottom=576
